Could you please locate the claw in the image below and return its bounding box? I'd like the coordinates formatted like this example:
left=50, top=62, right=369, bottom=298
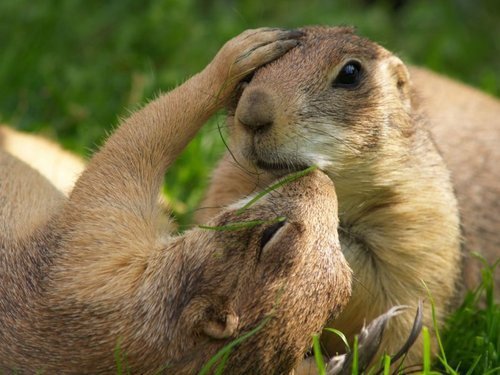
left=389, top=300, right=424, bottom=364
left=279, top=29, right=305, bottom=40
left=326, top=301, right=423, bottom=375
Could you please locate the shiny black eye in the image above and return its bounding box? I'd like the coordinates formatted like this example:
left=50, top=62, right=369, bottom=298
left=333, top=61, right=362, bottom=88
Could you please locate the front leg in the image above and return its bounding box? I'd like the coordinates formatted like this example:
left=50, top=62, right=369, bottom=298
left=56, top=28, right=302, bottom=293
left=69, top=28, right=302, bottom=218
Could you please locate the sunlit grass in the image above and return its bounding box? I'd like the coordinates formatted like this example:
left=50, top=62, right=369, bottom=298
left=310, top=260, right=498, bottom=374
left=312, top=334, right=327, bottom=375
left=436, top=257, right=499, bottom=374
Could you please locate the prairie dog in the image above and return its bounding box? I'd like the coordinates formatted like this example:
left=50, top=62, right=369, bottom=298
left=198, top=26, right=499, bottom=366
left=0, top=29, right=353, bottom=373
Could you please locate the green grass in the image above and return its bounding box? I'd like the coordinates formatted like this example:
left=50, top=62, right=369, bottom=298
left=310, top=262, right=498, bottom=374
left=197, top=263, right=497, bottom=374
left=195, top=274, right=493, bottom=374
left=435, top=258, right=500, bottom=374
left=312, top=334, right=327, bottom=374
left=1, top=0, right=498, bottom=373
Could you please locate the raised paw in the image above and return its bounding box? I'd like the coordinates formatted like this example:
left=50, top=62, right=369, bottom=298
left=207, top=27, right=303, bottom=102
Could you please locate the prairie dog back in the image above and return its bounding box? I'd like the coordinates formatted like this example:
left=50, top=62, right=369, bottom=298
left=409, top=67, right=500, bottom=288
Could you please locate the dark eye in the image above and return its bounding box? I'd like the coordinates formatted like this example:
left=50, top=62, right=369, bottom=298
left=258, top=220, right=286, bottom=261
left=333, top=61, right=362, bottom=87
left=241, top=71, right=255, bottom=84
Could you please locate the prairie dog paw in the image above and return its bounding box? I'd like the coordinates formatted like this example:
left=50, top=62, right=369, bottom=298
left=208, top=28, right=302, bottom=100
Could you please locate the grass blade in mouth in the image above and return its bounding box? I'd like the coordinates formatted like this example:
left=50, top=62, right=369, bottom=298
left=236, top=165, right=318, bottom=215
left=199, top=216, right=286, bottom=231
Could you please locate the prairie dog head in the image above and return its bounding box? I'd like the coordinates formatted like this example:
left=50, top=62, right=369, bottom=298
left=227, top=26, right=414, bottom=185
left=168, top=170, right=351, bottom=373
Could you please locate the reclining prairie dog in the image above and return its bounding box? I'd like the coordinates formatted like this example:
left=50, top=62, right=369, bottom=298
left=0, top=28, right=353, bottom=374
left=198, top=26, right=499, bottom=366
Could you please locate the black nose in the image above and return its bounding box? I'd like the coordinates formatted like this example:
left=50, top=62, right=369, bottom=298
left=236, top=89, right=275, bottom=133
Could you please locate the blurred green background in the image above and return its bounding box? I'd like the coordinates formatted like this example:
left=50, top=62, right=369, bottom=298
left=0, top=0, right=499, bottom=224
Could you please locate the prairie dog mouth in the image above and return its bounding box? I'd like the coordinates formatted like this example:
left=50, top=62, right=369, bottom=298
left=255, top=158, right=310, bottom=173
left=246, top=142, right=309, bottom=173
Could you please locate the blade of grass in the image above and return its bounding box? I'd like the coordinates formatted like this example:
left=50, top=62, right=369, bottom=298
left=422, top=326, right=431, bottom=374
left=484, top=367, right=500, bottom=375
left=436, top=357, right=459, bottom=374
left=352, top=335, right=359, bottom=375
left=198, top=315, right=271, bottom=375
left=323, top=327, right=350, bottom=352
left=465, top=354, right=481, bottom=375
left=199, top=216, right=285, bottom=231
left=114, top=339, right=124, bottom=375
left=236, top=166, right=318, bottom=215
left=312, top=334, right=326, bottom=375
left=382, top=354, right=391, bottom=375
left=421, top=281, right=449, bottom=367
left=214, top=349, right=232, bottom=375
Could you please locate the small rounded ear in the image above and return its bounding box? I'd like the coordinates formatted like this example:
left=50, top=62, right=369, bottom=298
left=182, top=296, right=239, bottom=339
left=202, top=308, right=239, bottom=339
left=387, top=55, right=412, bottom=112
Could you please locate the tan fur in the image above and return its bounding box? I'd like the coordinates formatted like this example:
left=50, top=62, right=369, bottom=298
left=408, top=67, right=500, bottom=290
left=0, top=125, right=85, bottom=195
left=198, top=26, right=499, bottom=368
left=0, top=29, right=352, bottom=374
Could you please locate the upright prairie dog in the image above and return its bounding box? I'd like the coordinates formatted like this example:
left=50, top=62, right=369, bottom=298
left=0, top=28, right=353, bottom=373
left=198, top=26, right=500, bottom=366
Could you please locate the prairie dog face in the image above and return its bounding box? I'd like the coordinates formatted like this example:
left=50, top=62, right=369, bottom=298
left=175, top=170, right=351, bottom=371
left=227, top=26, right=413, bottom=181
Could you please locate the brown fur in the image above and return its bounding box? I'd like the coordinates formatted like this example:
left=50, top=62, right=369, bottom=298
left=0, top=28, right=352, bottom=374
left=408, top=67, right=500, bottom=290
left=198, top=26, right=499, bottom=368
